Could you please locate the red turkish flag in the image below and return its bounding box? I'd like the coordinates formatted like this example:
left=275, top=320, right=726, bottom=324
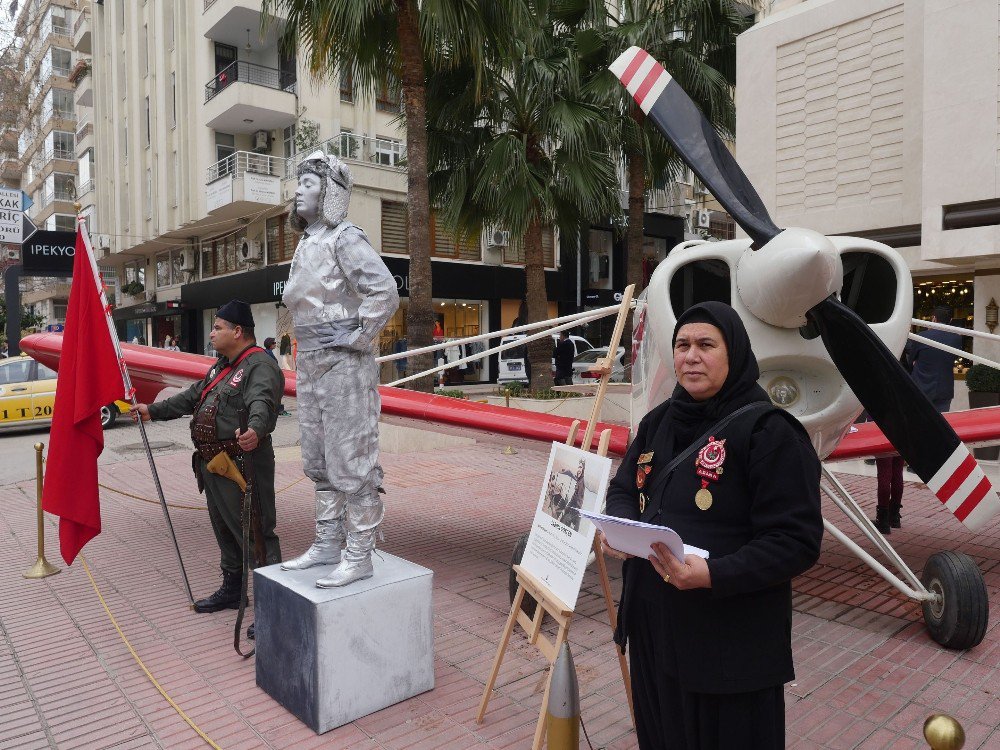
left=41, top=226, right=125, bottom=564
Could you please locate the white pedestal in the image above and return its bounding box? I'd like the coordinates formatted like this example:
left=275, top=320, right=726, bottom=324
left=254, top=553, right=434, bottom=734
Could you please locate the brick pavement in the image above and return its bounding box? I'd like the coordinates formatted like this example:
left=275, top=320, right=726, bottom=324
left=0, top=422, right=997, bottom=749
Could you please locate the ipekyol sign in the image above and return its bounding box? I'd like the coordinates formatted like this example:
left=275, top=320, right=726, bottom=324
left=21, top=230, right=76, bottom=277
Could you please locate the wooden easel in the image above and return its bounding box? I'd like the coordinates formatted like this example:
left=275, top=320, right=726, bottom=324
left=476, top=285, right=636, bottom=748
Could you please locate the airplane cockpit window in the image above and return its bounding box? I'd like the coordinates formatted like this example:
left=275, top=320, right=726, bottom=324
left=839, top=252, right=897, bottom=324
left=669, top=259, right=731, bottom=319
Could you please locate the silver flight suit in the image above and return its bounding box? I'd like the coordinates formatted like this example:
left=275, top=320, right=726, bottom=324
left=280, top=151, right=399, bottom=587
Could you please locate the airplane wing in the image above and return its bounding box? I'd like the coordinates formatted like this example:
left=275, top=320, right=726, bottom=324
left=828, top=409, right=1000, bottom=461
left=19, top=332, right=631, bottom=455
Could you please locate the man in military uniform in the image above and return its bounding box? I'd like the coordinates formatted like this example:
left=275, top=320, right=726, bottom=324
left=134, top=300, right=284, bottom=615
left=279, top=150, right=399, bottom=588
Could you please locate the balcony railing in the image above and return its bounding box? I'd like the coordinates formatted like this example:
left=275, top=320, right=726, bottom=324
left=207, top=151, right=289, bottom=183
left=76, top=120, right=92, bottom=143
left=77, top=179, right=93, bottom=197
left=290, top=132, right=406, bottom=172
left=74, top=9, right=88, bottom=36
left=204, top=61, right=297, bottom=103
left=51, top=21, right=72, bottom=37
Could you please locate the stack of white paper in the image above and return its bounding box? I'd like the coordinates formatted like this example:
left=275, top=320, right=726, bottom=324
left=579, top=509, right=710, bottom=561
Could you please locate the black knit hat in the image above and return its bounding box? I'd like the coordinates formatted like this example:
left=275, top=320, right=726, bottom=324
left=216, top=299, right=255, bottom=328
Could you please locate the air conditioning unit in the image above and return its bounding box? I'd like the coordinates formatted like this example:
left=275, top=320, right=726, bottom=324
left=180, top=247, right=197, bottom=271
left=487, top=228, right=509, bottom=248
left=95, top=233, right=111, bottom=249
left=693, top=178, right=710, bottom=196
left=240, top=238, right=262, bottom=264
left=253, top=129, right=270, bottom=153
left=483, top=245, right=503, bottom=265
left=690, top=208, right=711, bottom=229
left=4, top=246, right=19, bottom=260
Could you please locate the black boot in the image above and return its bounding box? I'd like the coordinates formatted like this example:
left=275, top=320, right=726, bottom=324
left=889, top=502, right=901, bottom=529
left=873, top=507, right=892, bottom=534
left=194, top=569, right=241, bottom=613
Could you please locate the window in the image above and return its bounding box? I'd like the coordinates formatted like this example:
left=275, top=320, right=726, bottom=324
left=52, top=130, right=74, bottom=160
left=54, top=214, right=75, bottom=231
left=154, top=248, right=188, bottom=288
left=381, top=201, right=408, bottom=255
left=340, top=69, right=353, bottom=103
left=52, top=88, right=74, bottom=119
left=215, top=132, right=235, bottom=167
left=203, top=233, right=239, bottom=278
left=503, top=228, right=555, bottom=268
left=124, top=262, right=145, bottom=290
left=51, top=47, right=72, bottom=78
left=282, top=125, right=295, bottom=157
left=49, top=6, right=72, bottom=36
left=265, top=214, right=299, bottom=263
left=430, top=214, right=479, bottom=261
left=708, top=213, right=735, bottom=241
left=376, top=76, right=400, bottom=112
left=0, top=359, right=33, bottom=385
left=53, top=173, right=75, bottom=201
left=156, top=251, right=171, bottom=287
left=373, top=137, right=403, bottom=167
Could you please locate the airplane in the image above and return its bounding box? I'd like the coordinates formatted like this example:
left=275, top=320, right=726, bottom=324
left=18, top=48, right=1000, bottom=651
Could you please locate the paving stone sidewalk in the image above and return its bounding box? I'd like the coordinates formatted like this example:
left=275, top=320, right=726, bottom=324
left=0, top=422, right=997, bottom=749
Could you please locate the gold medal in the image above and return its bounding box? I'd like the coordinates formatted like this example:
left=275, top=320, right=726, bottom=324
left=695, top=488, right=713, bottom=511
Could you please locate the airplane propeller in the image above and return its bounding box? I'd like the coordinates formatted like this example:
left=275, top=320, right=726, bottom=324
left=611, top=47, right=999, bottom=531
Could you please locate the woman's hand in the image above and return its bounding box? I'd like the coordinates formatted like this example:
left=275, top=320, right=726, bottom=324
left=648, top=542, right=712, bottom=590
left=599, top=531, right=633, bottom=561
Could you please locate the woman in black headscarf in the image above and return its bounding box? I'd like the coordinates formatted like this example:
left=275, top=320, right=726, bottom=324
left=604, top=301, right=823, bottom=750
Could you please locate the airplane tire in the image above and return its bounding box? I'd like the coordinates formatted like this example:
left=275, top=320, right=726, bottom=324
left=508, top=533, right=537, bottom=618
left=920, top=551, right=988, bottom=650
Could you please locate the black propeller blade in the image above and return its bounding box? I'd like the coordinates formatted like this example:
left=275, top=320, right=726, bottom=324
left=611, top=47, right=1000, bottom=530
left=609, top=47, right=781, bottom=249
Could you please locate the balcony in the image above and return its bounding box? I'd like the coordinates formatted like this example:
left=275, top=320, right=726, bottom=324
left=205, top=151, right=287, bottom=218
left=74, top=9, right=91, bottom=54
left=76, top=119, right=93, bottom=155
left=203, top=1, right=284, bottom=46
left=203, top=61, right=296, bottom=133
left=280, top=133, right=406, bottom=201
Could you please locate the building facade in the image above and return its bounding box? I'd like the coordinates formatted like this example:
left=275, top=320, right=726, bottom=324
left=739, top=0, right=998, bottom=363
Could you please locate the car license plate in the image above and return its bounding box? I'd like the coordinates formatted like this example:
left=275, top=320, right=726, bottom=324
left=508, top=362, right=522, bottom=371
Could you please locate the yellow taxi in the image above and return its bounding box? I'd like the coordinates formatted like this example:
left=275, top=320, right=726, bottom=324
left=0, top=355, right=131, bottom=430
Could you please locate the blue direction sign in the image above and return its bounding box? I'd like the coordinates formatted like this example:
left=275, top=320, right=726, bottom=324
left=21, top=191, right=33, bottom=211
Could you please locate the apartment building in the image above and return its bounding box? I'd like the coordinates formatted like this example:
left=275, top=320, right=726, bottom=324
left=738, top=0, right=1000, bottom=361
left=4, top=0, right=94, bottom=327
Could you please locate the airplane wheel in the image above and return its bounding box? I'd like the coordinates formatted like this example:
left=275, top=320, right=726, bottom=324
left=920, top=551, right=988, bottom=650
left=508, top=533, right=537, bottom=618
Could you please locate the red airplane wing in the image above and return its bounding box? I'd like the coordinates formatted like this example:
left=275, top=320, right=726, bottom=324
left=827, top=409, right=1000, bottom=460
left=19, top=332, right=630, bottom=455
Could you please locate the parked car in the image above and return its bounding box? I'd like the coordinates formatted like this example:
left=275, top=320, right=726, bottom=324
left=571, top=346, right=627, bottom=384
left=497, top=334, right=593, bottom=385
left=0, top=355, right=131, bottom=431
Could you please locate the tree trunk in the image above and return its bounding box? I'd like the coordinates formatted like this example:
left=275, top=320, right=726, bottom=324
left=396, top=0, right=435, bottom=392
left=624, top=145, right=646, bottom=348
left=524, top=220, right=553, bottom=392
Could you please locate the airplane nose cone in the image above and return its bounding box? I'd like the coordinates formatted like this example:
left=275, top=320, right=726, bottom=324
left=736, top=227, right=842, bottom=328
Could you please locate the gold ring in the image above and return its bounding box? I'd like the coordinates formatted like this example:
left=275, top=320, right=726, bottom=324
left=662, top=574, right=670, bottom=584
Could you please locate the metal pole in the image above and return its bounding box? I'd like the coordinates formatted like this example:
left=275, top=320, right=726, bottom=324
left=23, top=442, right=60, bottom=579
left=4, top=264, right=23, bottom=357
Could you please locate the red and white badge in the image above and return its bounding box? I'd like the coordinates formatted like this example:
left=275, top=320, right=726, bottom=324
left=228, top=369, right=245, bottom=386
left=695, top=436, right=726, bottom=482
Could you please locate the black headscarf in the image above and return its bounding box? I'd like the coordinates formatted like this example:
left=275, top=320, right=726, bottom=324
left=665, top=301, right=770, bottom=453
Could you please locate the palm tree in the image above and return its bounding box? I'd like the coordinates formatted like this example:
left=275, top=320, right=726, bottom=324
left=428, top=3, right=620, bottom=391
left=263, top=0, right=523, bottom=391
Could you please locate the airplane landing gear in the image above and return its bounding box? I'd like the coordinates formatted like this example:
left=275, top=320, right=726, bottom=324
left=920, top=551, right=988, bottom=650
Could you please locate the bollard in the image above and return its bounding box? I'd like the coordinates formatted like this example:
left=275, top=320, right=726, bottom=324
left=23, top=443, right=60, bottom=579
left=923, top=714, right=965, bottom=750
left=504, top=387, right=511, bottom=408
left=545, top=642, right=580, bottom=749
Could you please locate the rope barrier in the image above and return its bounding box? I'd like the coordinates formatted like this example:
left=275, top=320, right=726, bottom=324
left=80, top=558, right=224, bottom=750
left=97, top=474, right=307, bottom=510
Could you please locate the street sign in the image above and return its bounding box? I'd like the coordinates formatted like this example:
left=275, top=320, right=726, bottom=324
left=0, top=187, right=24, bottom=244
left=45, top=324, right=64, bottom=332
left=21, top=213, right=37, bottom=244
left=22, top=230, right=76, bottom=276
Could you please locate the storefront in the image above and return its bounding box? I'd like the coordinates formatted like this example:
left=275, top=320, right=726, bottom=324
left=912, top=274, right=973, bottom=373
left=113, top=300, right=195, bottom=352
left=181, top=257, right=569, bottom=383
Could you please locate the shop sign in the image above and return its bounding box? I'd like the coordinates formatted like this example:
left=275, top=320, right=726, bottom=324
left=273, top=279, right=285, bottom=298
left=132, top=303, right=158, bottom=315
left=393, top=274, right=409, bottom=293
left=22, top=230, right=76, bottom=276
left=244, top=172, right=281, bottom=204
left=206, top=176, right=234, bottom=212
left=583, top=288, right=624, bottom=306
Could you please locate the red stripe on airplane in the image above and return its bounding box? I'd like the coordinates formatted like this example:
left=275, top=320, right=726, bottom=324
left=620, top=49, right=649, bottom=87
left=953, top=477, right=991, bottom=522
left=936, top=454, right=976, bottom=504
left=634, top=65, right=664, bottom=109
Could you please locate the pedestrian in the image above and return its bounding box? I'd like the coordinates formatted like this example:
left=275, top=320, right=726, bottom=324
left=601, top=301, right=823, bottom=750
left=262, top=337, right=291, bottom=416
left=163, top=335, right=180, bottom=352
left=553, top=330, right=575, bottom=386
left=279, top=150, right=400, bottom=588
left=133, top=300, right=283, bottom=638
left=279, top=333, right=292, bottom=369
left=904, top=304, right=962, bottom=412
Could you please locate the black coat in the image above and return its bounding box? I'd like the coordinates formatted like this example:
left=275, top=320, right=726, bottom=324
left=905, top=329, right=962, bottom=402
left=554, top=338, right=575, bottom=375
left=607, top=399, right=823, bottom=694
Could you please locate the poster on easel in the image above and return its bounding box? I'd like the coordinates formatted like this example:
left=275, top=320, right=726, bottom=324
left=519, top=442, right=613, bottom=610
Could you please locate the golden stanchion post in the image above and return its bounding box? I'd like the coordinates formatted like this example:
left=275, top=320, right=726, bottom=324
left=24, top=442, right=60, bottom=579
left=923, top=714, right=965, bottom=750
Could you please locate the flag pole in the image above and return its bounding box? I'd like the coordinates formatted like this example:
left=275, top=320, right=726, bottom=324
left=77, top=212, right=195, bottom=607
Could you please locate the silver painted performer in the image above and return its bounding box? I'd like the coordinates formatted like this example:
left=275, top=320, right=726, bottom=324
left=280, top=150, right=400, bottom=587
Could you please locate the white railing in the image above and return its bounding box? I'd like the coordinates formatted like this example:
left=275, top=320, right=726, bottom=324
left=77, top=179, right=93, bottom=197
left=287, top=132, right=406, bottom=174
left=206, top=150, right=289, bottom=183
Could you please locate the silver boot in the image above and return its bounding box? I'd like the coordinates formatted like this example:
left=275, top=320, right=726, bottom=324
left=281, top=491, right=346, bottom=570
left=316, top=488, right=383, bottom=587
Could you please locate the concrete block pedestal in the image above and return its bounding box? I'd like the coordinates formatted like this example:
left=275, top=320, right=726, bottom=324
left=254, top=554, right=434, bottom=734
